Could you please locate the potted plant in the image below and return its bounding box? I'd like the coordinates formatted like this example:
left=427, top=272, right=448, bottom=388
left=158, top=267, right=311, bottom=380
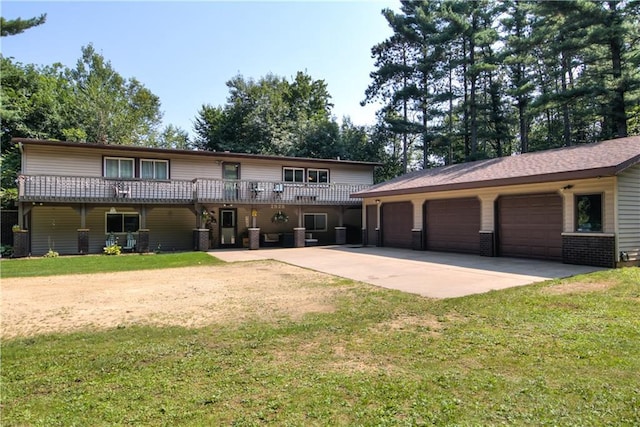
left=271, top=211, right=289, bottom=224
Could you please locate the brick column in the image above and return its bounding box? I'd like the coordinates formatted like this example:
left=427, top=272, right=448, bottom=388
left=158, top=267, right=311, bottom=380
left=335, top=226, right=347, bottom=245
left=138, top=229, right=150, bottom=253
left=193, top=228, right=209, bottom=251
left=12, top=230, right=29, bottom=258
left=479, top=231, right=495, bottom=257
left=293, top=227, right=306, bottom=248
left=376, top=228, right=382, bottom=247
left=411, top=229, right=423, bottom=250
left=248, top=228, right=260, bottom=250
left=77, top=229, right=90, bottom=254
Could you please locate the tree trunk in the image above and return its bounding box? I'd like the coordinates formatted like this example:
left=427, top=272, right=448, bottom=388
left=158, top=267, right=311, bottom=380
left=608, top=1, right=628, bottom=138
left=561, top=50, right=572, bottom=146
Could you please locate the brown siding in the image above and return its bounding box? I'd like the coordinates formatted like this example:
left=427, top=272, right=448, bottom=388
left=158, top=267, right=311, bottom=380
left=366, top=205, right=377, bottom=246
left=498, top=193, right=563, bottom=261
left=31, top=206, right=80, bottom=255
left=381, top=202, right=413, bottom=249
left=425, top=198, right=481, bottom=254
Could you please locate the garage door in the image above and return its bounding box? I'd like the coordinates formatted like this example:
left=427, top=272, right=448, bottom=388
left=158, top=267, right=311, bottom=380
left=498, top=193, right=562, bottom=261
left=425, top=198, right=480, bottom=254
left=381, top=202, right=413, bottom=248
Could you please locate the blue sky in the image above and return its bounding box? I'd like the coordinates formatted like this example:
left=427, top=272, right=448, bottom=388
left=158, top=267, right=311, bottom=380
left=2, top=1, right=397, bottom=137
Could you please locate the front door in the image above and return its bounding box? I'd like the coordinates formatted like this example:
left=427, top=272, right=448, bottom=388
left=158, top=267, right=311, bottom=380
left=220, top=208, right=237, bottom=247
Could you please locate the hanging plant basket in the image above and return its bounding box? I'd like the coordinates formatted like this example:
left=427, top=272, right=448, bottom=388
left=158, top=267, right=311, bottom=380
left=271, top=211, right=289, bottom=223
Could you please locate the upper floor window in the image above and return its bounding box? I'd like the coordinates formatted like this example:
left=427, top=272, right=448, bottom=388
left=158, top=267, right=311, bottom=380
left=141, top=159, right=169, bottom=180
left=105, top=157, right=134, bottom=179
left=576, top=194, right=603, bottom=232
left=283, top=167, right=305, bottom=183
left=307, top=168, right=329, bottom=183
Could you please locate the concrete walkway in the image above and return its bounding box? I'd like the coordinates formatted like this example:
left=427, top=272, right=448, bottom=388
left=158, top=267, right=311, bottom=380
left=208, top=245, right=603, bottom=298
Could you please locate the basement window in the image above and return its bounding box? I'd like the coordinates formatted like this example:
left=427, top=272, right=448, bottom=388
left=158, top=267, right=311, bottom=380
left=575, top=194, right=602, bottom=232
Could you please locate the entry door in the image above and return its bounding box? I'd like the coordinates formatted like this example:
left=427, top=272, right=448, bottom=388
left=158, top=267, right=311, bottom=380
left=220, top=209, right=237, bottom=247
left=223, top=162, right=240, bottom=199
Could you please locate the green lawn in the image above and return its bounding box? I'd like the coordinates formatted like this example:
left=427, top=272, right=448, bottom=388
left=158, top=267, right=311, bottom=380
left=0, top=252, right=223, bottom=278
left=3, top=266, right=639, bottom=426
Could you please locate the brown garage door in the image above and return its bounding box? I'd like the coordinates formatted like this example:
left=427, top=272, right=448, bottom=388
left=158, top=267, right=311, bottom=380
left=498, top=193, right=563, bottom=261
left=425, top=198, right=480, bottom=254
left=381, top=202, right=413, bottom=248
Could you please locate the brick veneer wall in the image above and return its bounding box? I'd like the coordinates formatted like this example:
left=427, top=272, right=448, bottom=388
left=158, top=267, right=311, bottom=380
left=77, top=229, right=90, bottom=254
left=412, top=229, right=423, bottom=250
left=562, top=234, right=615, bottom=268
left=479, top=231, right=495, bottom=257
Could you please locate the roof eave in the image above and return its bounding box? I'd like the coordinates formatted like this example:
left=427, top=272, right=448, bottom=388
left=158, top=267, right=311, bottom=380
left=352, top=167, right=620, bottom=198
left=13, top=138, right=382, bottom=167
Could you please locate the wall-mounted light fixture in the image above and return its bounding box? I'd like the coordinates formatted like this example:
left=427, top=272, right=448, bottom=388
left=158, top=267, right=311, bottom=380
left=561, top=184, right=574, bottom=191
left=375, top=199, right=381, bottom=204
left=109, top=207, right=117, bottom=213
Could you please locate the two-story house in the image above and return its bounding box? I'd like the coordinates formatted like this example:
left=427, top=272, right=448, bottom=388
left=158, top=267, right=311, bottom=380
left=13, top=138, right=378, bottom=256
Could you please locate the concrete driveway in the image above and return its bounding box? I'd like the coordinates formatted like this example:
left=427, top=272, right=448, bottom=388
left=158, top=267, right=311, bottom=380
left=208, top=245, right=603, bottom=298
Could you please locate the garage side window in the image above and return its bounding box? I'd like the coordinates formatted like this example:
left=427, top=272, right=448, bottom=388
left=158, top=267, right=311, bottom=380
left=575, top=194, right=602, bottom=232
left=106, top=213, right=140, bottom=233
left=304, top=213, right=327, bottom=232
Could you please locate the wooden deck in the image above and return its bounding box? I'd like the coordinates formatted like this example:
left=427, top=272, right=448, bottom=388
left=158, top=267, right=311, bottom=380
left=18, top=175, right=369, bottom=206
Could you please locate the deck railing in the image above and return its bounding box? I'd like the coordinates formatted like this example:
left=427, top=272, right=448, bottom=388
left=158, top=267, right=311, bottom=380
left=18, top=175, right=369, bottom=205
left=18, top=176, right=194, bottom=204
left=195, top=179, right=369, bottom=205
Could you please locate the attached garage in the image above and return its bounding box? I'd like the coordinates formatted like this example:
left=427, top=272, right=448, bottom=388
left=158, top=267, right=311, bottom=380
left=498, top=193, right=563, bottom=261
left=425, top=198, right=480, bottom=254
left=354, top=137, right=640, bottom=267
left=381, top=202, right=413, bottom=248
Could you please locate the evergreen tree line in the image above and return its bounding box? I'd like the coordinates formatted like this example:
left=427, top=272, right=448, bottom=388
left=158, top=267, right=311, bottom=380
left=363, top=0, right=640, bottom=171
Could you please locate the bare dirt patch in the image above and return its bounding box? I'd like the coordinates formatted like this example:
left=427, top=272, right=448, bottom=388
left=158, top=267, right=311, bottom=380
left=541, top=281, right=616, bottom=295
left=1, top=261, right=340, bottom=339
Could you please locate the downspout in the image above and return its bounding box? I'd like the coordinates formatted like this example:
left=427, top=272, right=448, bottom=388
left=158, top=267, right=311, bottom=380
left=17, top=142, right=25, bottom=229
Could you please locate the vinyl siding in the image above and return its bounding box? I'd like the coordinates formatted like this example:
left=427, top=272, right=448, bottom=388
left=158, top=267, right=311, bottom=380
left=617, top=165, right=640, bottom=261
left=22, top=144, right=373, bottom=184
left=146, top=207, right=196, bottom=251
left=31, top=206, right=80, bottom=255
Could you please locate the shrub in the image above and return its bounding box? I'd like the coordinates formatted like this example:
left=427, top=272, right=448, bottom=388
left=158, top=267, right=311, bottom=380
left=43, top=249, right=59, bottom=258
left=0, top=245, right=13, bottom=257
left=103, top=244, right=122, bottom=256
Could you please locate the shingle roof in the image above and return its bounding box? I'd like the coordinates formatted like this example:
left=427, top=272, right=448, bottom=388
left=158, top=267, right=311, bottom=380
left=354, top=136, right=640, bottom=198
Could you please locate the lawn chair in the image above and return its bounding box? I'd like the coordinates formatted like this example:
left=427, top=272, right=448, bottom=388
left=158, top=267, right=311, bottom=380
left=105, top=233, right=117, bottom=247
left=122, top=232, right=136, bottom=252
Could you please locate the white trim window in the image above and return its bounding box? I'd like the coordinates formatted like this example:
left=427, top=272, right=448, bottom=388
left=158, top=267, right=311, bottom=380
left=575, top=194, right=603, bottom=232
left=283, top=167, right=305, bottom=183
left=304, top=213, right=327, bottom=232
left=307, top=168, right=329, bottom=184
left=104, top=157, right=134, bottom=178
left=140, top=159, right=169, bottom=180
